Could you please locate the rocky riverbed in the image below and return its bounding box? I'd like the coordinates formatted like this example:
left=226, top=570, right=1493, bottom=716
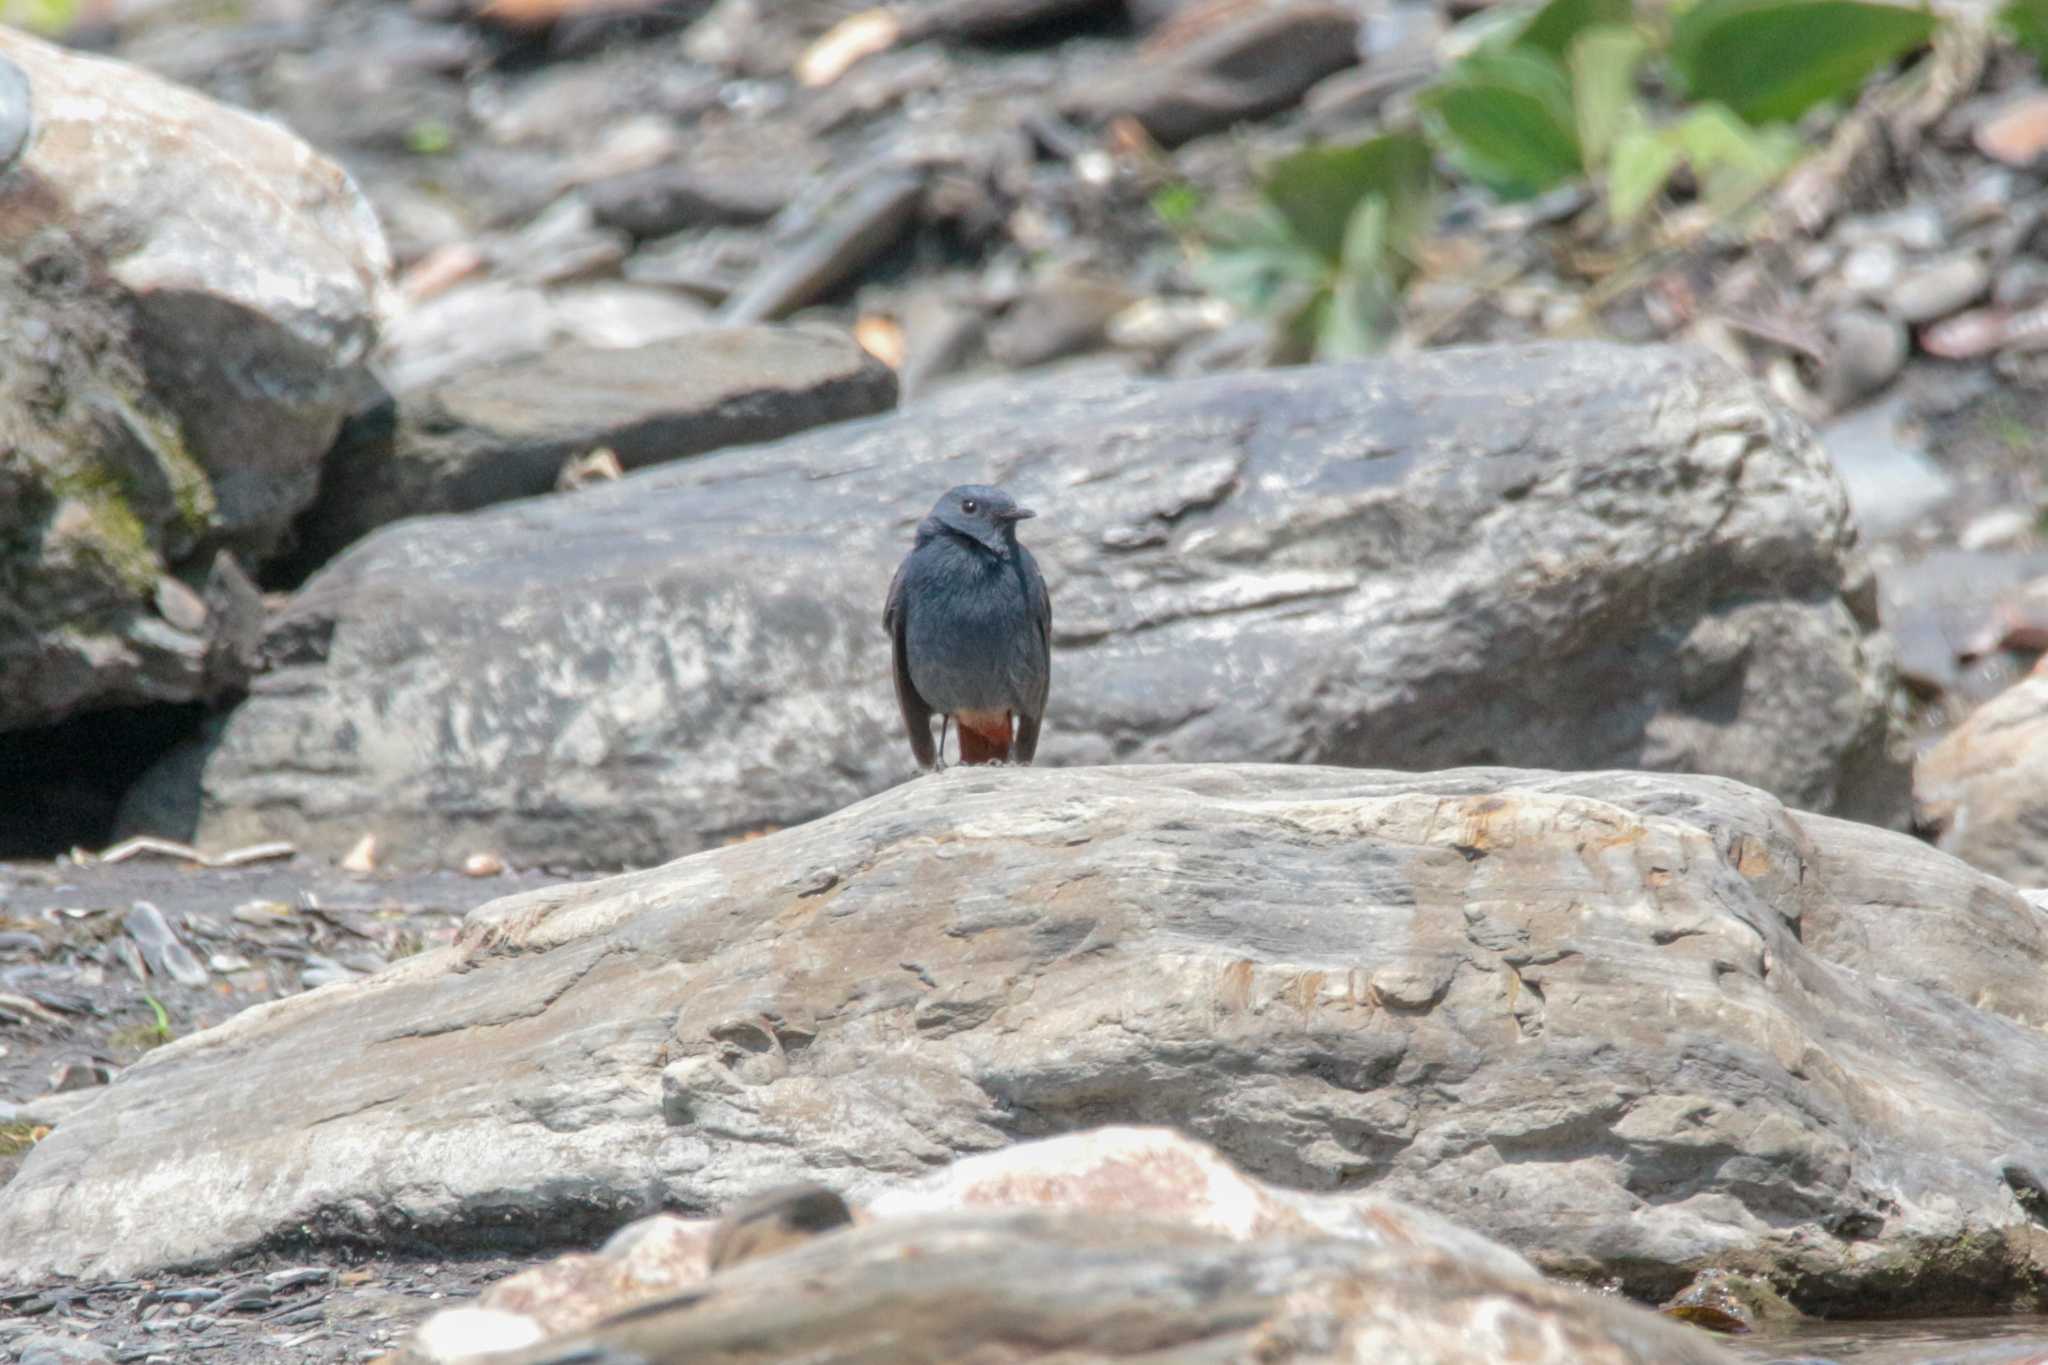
left=11, top=0, right=2048, bottom=1357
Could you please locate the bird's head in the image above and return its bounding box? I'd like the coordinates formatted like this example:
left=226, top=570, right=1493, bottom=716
left=927, top=483, right=1035, bottom=560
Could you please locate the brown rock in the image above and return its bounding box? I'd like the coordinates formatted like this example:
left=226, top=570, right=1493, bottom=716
left=1976, top=93, right=2048, bottom=167
left=1917, top=675, right=2048, bottom=885
left=706, top=1183, right=855, bottom=1270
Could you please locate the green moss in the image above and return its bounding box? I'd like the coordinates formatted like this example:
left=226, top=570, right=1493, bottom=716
left=46, top=468, right=161, bottom=595
left=0, top=1121, right=40, bottom=1156
left=99, top=387, right=219, bottom=546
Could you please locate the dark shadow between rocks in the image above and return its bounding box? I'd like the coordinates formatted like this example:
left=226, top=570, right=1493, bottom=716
left=0, top=701, right=208, bottom=857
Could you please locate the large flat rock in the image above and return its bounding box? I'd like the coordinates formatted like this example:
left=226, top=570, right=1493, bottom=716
left=131, top=343, right=1905, bottom=869
left=13, top=764, right=2048, bottom=1312
left=292, top=325, right=899, bottom=569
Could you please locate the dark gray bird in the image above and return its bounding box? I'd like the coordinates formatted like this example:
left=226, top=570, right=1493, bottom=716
left=883, top=484, right=1051, bottom=767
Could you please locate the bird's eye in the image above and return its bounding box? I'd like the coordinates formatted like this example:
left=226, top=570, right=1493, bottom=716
left=961, top=499, right=978, bottom=514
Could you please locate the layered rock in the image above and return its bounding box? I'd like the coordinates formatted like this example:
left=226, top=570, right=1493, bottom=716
left=0, top=30, right=390, bottom=730
left=403, top=1132, right=1739, bottom=1365
left=128, top=343, right=1904, bottom=869
left=292, top=326, right=899, bottom=568
left=12, top=764, right=2048, bottom=1314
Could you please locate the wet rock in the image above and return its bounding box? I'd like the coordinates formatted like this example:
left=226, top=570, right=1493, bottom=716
left=292, top=326, right=897, bottom=567
left=136, top=344, right=1904, bottom=869
left=9, top=765, right=2047, bottom=1315
left=1917, top=675, right=2048, bottom=885
left=1891, top=254, right=1991, bottom=325
left=0, top=30, right=390, bottom=733
left=1066, top=2, right=1360, bottom=147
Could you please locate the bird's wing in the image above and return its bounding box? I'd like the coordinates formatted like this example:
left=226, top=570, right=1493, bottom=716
left=885, top=558, right=937, bottom=768
left=1025, top=547, right=1052, bottom=715
left=1012, top=547, right=1053, bottom=765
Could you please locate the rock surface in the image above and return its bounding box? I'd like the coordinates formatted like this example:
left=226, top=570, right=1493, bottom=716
left=1915, top=674, right=2048, bottom=886
left=414, top=1173, right=1738, bottom=1364
left=0, top=30, right=390, bottom=732
left=132, top=343, right=1904, bottom=870
left=468, top=1126, right=1542, bottom=1340
left=1066, top=2, right=1362, bottom=147
left=292, top=326, right=898, bottom=568
left=13, top=763, right=2048, bottom=1312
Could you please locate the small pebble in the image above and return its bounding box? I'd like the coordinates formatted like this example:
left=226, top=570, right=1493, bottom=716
left=1839, top=240, right=1902, bottom=295
left=1891, top=254, right=1990, bottom=325
left=1961, top=509, right=2036, bottom=552
left=462, top=851, right=506, bottom=878
left=341, top=834, right=381, bottom=874
left=1976, top=91, right=2048, bottom=167
left=1823, top=307, right=1907, bottom=407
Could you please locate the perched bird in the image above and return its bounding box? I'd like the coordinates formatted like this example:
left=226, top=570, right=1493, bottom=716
left=883, top=484, right=1051, bottom=767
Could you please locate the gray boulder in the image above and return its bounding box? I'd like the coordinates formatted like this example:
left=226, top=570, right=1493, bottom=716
left=12, top=764, right=2048, bottom=1312
left=293, top=326, right=899, bottom=569
left=0, top=30, right=389, bottom=731
left=131, top=343, right=1904, bottom=870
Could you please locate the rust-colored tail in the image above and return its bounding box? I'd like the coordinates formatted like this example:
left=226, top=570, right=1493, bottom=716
left=955, top=711, right=1014, bottom=765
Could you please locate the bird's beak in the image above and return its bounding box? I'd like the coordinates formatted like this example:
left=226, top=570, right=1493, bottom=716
left=999, top=507, right=1036, bottom=522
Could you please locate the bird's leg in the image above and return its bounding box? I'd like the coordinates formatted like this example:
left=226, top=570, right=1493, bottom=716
left=936, top=715, right=952, bottom=770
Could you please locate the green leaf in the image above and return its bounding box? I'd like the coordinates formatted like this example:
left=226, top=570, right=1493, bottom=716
left=1262, top=132, right=1435, bottom=265
left=1516, top=0, right=1632, bottom=57
left=1418, top=48, right=1583, bottom=199
left=2000, top=0, right=2048, bottom=74
left=1606, top=126, right=1683, bottom=224
left=1669, top=0, right=1939, bottom=125
left=1320, top=197, right=1404, bottom=357
left=1672, top=103, right=1805, bottom=212
left=1191, top=202, right=1329, bottom=317
left=1569, top=25, right=1650, bottom=168
left=1151, top=183, right=1202, bottom=230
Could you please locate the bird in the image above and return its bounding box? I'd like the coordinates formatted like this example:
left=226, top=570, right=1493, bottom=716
left=883, top=484, right=1051, bottom=768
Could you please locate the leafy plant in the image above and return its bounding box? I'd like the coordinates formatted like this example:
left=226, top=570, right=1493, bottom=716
left=0, top=0, right=78, bottom=34
left=1669, top=0, right=1939, bottom=124
left=112, top=994, right=176, bottom=1053
left=1419, top=0, right=1937, bottom=223
left=1187, top=133, right=1434, bottom=359
left=1998, top=0, right=2048, bottom=73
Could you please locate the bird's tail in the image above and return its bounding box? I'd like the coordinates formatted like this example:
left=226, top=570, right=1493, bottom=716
left=955, top=711, right=1013, bottom=765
